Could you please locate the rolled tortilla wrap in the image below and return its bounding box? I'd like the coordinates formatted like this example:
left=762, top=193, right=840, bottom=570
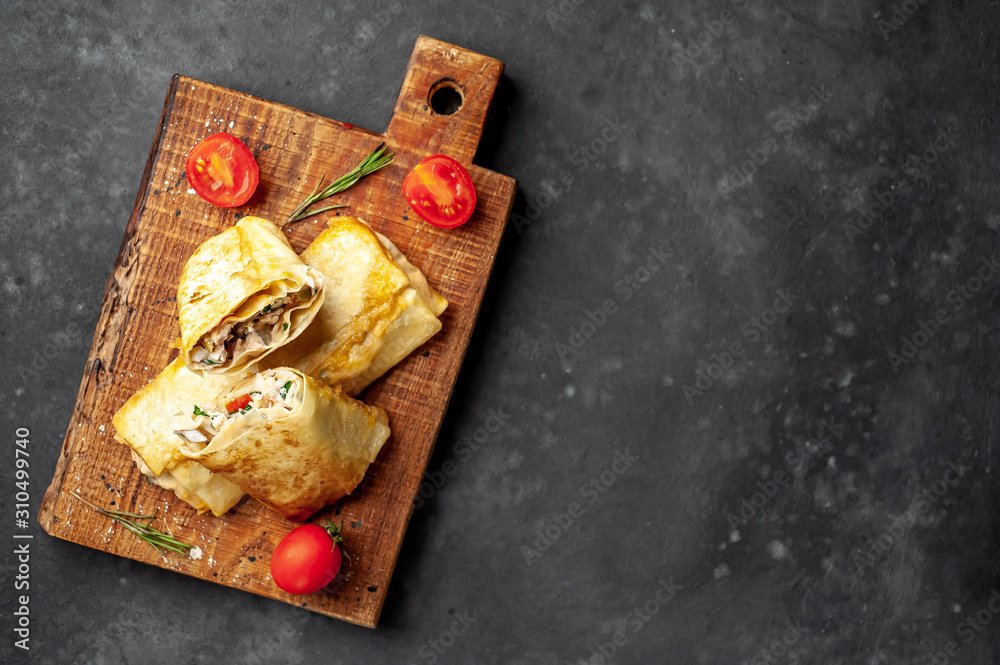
left=177, top=367, right=390, bottom=521
left=112, top=358, right=246, bottom=516
left=269, top=216, right=447, bottom=395
left=178, top=216, right=325, bottom=376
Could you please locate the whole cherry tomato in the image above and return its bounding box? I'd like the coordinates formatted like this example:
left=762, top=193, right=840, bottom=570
left=270, top=521, right=347, bottom=595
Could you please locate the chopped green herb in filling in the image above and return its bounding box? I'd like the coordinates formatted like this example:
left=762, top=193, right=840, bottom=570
left=193, top=405, right=210, bottom=417
left=278, top=381, right=292, bottom=400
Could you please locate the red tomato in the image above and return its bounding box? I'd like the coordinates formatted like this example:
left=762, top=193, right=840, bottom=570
left=270, top=521, right=346, bottom=595
left=225, top=394, right=252, bottom=414
left=402, top=154, right=477, bottom=228
left=185, top=132, right=259, bottom=207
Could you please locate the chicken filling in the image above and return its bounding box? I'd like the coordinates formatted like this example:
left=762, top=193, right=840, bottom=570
left=190, top=280, right=316, bottom=368
left=170, top=372, right=298, bottom=445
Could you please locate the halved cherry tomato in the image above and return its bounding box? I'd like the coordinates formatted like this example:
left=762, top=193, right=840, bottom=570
left=225, top=394, right=252, bottom=414
left=402, top=154, right=477, bottom=228
left=185, top=132, right=259, bottom=207
left=271, top=521, right=347, bottom=595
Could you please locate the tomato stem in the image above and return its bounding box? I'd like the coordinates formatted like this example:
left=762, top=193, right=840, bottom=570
left=320, top=520, right=351, bottom=562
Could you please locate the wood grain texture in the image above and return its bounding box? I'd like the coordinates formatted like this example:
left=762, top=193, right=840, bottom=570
left=38, top=35, right=515, bottom=628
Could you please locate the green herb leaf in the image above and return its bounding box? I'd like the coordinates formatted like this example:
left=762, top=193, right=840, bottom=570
left=282, top=322, right=289, bottom=331
left=71, top=492, right=194, bottom=556
left=240, top=404, right=253, bottom=415
left=201, top=359, right=217, bottom=365
left=279, top=380, right=292, bottom=400
left=261, top=304, right=273, bottom=314
left=193, top=405, right=210, bottom=417
left=283, top=143, right=395, bottom=226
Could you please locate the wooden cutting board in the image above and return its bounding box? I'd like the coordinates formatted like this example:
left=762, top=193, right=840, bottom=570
left=38, top=35, right=515, bottom=628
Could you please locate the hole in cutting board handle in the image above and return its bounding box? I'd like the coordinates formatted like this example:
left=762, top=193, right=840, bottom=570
left=429, top=79, right=464, bottom=115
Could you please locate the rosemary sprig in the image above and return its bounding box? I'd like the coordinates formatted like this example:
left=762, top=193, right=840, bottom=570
left=283, top=143, right=395, bottom=226
left=71, top=491, right=194, bottom=556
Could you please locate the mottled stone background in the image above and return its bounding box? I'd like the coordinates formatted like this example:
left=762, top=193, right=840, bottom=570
left=2, top=0, right=1000, bottom=663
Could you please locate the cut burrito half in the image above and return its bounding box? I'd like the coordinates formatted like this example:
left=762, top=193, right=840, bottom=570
left=175, top=367, right=391, bottom=521
left=269, top=216, right=448, bottom=395
left=178, top=216, right=325, bottom=376
left=112, top=358, right=247, bottom=516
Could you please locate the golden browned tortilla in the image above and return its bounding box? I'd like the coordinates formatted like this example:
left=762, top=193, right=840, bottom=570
left=270, top=216, right=448, bottom=395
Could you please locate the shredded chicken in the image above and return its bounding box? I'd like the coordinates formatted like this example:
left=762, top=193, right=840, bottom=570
left=171, top=371, right=297, bottom=445
left=191, top=280, right=315, bottom=368
left=168, top=410, right=222, bottom=445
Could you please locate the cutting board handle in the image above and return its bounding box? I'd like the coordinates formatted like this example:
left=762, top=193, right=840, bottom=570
left=386, top=35, right=504, bottom=165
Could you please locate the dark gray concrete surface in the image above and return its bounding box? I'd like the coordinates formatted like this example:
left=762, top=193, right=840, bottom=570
left=3, top=0, right=1000, bottom=663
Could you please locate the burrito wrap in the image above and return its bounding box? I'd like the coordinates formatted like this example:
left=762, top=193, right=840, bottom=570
left=270, top=217, right=447, bottom=395
left=178, top=216, right=324, bottom=376
left=180, top=367, right=390, bottom=521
